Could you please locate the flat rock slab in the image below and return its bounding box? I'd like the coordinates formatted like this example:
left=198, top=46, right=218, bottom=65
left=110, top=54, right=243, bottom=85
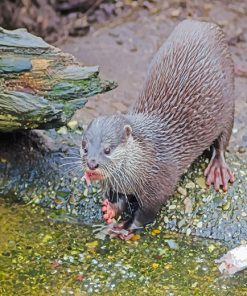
left=0, top=27, right=116, bottom=132
left=0, top=27, right=50, bottom=48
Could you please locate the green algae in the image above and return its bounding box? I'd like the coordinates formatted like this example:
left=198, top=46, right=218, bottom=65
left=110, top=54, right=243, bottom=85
left=49, top=78, right=117, bottom=101
left=0, top=200, right=247, bottom=296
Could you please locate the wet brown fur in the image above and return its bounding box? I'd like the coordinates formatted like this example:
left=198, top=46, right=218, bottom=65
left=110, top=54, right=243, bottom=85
left=83, top=20, right=235, bottom=229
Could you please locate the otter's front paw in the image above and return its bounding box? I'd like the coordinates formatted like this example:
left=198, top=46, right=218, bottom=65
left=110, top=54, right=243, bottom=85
left=107, top=223, right=134, bottom=240
left=108, top=222, right=143, bottom=240
left=101, top=199, right=118, bottom=224
left=118, top=231, right=135, bottom=240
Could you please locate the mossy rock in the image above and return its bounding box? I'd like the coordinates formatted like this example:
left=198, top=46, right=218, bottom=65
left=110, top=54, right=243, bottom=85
left=0, top=27, right=117, bottom=132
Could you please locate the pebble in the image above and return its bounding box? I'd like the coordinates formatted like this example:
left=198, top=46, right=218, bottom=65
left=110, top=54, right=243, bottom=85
left=170, top=8, right=181, bottom=17
left=197, top=222, right=203, bottom=228
left=238, top=146, right=246, bottom=153
left=57, top=126, right=67, bottom=135
left=67, top=120, right=78, bottom=130
left=195, top=177, right=207, bottom=189
left=186, top=228, right=191, bottom=236
left=165, top=239, right=179, bottom=250
left=222, top=202, right=231, bottom=211
left=177, top=219, right=185, bottom=228
left=184, top=197, right=193, bottom=214
left=164, top=216, right=169, bottom=223
left=185, top=182, right=196, bottom=189
left=177, top=186, right=187, bottom=196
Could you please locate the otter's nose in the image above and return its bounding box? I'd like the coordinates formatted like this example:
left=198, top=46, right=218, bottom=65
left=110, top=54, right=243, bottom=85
left=87, top=159, right=99, bottom=170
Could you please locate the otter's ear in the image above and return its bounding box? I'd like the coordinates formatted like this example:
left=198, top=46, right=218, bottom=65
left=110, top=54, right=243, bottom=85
left=122, top=125, right=132, bottom=142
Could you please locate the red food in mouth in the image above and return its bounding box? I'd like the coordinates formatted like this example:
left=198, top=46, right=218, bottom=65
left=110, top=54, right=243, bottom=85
left=83, top=169, right=104, bottom=185
left=87, top=171, right=103, bottom=180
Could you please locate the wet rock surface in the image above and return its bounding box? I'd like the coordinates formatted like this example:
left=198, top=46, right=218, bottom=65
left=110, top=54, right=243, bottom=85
left=159, top=153, right=247, bottom=247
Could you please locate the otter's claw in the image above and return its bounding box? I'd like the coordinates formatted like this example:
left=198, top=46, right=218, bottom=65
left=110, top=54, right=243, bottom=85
left=101, top=199, right=118, bottom=224
left=204, top=157, right=234, bottom=192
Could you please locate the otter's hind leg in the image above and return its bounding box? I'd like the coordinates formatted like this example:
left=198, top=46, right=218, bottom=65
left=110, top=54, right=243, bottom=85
left=204, top=127, right=234, bottom=191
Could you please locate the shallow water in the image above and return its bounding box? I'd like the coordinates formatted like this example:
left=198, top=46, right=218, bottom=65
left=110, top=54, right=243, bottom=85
left=0, top=200, right=247, bottom=296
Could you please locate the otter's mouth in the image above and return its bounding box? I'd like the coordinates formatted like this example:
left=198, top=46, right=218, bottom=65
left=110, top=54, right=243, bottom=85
left=83, top=169, right=105, bottom=186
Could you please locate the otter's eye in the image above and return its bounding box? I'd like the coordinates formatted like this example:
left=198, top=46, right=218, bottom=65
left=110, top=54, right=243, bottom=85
left=104, top=147, right=111, bottom=155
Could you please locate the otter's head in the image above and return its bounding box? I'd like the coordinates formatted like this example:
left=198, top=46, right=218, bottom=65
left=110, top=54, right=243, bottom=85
left=81, top=115, right=133, bottom=182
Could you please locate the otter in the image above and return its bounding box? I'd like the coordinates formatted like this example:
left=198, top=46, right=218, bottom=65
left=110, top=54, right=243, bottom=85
left=80, top=20, right=235, bottom=239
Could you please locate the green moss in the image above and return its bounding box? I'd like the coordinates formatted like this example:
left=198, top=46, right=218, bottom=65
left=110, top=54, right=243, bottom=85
left=49, top=78, right=117, bottom=100
left=0, top=200, right=247, bottom=296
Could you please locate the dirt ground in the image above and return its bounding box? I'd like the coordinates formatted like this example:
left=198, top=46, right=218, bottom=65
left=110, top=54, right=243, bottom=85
left=61, top=0, right=247, bottom=150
